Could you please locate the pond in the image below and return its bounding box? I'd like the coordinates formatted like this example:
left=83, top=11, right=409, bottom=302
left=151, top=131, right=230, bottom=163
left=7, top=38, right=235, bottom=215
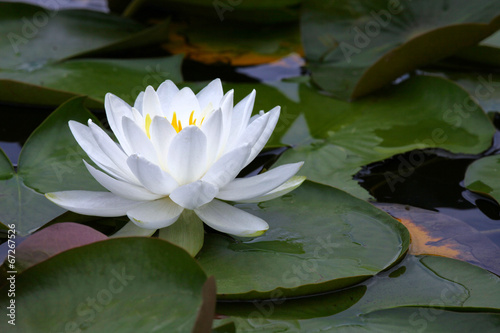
left=0, top=0, right=500, bottom=332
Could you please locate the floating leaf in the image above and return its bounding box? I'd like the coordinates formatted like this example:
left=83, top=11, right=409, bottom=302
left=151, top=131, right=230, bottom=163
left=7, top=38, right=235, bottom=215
left=302, top=0, right=500, bottom=99
left=0, top=97, right=103, bottom=234
left=0, top=3, right=180, bottom=107
left=0, top=55, right=183, bottom=107
left=374, top=202, right=500, bottom=275
left=0, top=3, right=169, bottom=69
left=1, top=222, right=106, bottom=274
left=0, top=238, right=212, bottom=332
left=465, top=155, right=500, bottom=204
left=197, top=181, right=410, bottom=299
left=215, top=255, right=500, bottom=331
left=422, top=68, right=500, bottom=113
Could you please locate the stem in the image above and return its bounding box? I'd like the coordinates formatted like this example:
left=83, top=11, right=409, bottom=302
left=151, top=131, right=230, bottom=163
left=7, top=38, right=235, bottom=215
left=159, top=210, right=205, bottom=257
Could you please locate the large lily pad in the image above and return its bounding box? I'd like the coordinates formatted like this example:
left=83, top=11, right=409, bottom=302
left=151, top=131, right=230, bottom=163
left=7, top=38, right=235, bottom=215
left=0, top=97, right=103, bottom=234
left=464, top=155, right=500, bottom=203
left=215, top=255, right=500, bottom=331
left=0, top=237, right=212, bottom=332
left=422, top=68, right=500, bottom=113
left=0, top=3, right=169, bottom=69
left=0, top=55, right=183, bottom=107
left=0, top=3, right=181, bottom=107
left=226, top=75, right=495, bottom=199
left=197, top=181, right=410, bottom=299
left=302, top=0, right=500, bottom=100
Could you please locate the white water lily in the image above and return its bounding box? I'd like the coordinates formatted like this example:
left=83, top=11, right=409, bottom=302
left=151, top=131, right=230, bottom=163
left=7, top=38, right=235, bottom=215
left=46, top=79, right=304, bottom=246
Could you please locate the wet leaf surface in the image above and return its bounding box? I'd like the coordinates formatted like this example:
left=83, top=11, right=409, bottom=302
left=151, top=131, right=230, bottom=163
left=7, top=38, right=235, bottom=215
left=302, top=0, right=500, bottom=100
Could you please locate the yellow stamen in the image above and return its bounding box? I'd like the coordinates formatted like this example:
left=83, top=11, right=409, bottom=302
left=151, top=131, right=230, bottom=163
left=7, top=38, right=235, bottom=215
left=172, top=112, right=179, bottom=132
left=189, top=110, right=195, bottom=125
left=178, top=119, right=183, bottom=132
left=145, top=114, right=152, bottom=139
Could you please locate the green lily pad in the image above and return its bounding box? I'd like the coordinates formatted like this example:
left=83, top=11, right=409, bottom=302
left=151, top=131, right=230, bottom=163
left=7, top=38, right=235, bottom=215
left=0, top=3, right=181, bottom=107
left=0, top=97, right=103, bottom=234
left=464, top=155, right=500, bottom=203
left=422, top=68, right=500, bottom=113
left=302, top=0, right=500, bottom=100
left=227, top=75, right=495, bottom=199
left=0, top=55, right=183, bottom=107
left=215, top=255, right=500, bottom=332
left=0, top=237, right=212, bottom=332
left=197, top=181, right=410, bottom=299
left=0, top=3, right=169, bottom=69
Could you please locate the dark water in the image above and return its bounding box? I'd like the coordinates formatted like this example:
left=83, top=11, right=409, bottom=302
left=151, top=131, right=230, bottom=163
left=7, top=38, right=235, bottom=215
left=355, top=134, right=500, bottom=248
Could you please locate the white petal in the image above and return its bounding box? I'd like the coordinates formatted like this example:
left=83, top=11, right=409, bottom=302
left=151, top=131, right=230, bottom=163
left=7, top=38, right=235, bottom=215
left=110, top=221, right=157, bottom=237
left=200, top=109, right=223, bottom=165
left=142, top=86, right=164, bottom=119
left=170, top=180, right=218, bottom=210
left=69, top=121, right=127, bottom=181
left=194, top=199, right=268, bottom=237
left=217, top=90, right=234, bottom=155
left=202, top=144, right=251, bottom=188
left=127, top=198, right=183, bottom=229
left=225, top=109, right=270, bottom=153
left=217, top=162, right=304, bottom=201
left=196, top=78, right=223, bottom=110
left=157, top=80, right=179, bottom=115
left=150, top=116, right=177, bottom=170
left=169, top=87, right=201, bottom=123
left=133, top=91, right=144, bottom=114
left=245, top=106, right=280, bottom=166
left=131, top=107, right=144, bottom=127
left=88, top=121, right=138, bottom=183
left=237, top=176, right=306, bottom=203
left=104, top=93, right=134, bottom=155
left=167, top=126, right=207, bottom=184
left=121, top=117, right=159, bottom=164
left=228, top=89, right=255, bottom=143
left=127, top=154, right=179, bottom=195
left=45, top=191, right=141, bottom=217
left=84, top=161, right=162, bottom=201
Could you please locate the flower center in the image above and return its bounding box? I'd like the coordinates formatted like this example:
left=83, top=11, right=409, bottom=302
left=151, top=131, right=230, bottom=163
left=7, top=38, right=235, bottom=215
left=144, top=111, right=205, bottom=139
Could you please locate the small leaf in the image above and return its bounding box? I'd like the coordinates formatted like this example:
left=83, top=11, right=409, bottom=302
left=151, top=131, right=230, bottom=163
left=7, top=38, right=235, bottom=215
left=1, top=222, right=106, bottom=273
